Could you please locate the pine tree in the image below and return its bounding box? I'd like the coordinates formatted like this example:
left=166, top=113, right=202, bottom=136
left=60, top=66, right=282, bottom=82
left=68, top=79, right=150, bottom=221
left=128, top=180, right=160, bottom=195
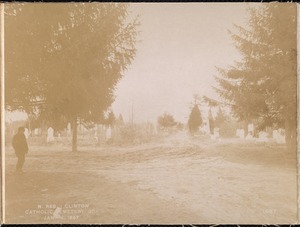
left=188, top=105, right=202, bottom=134
left=216, top=3, right=296, bottom=146
left=5, top=4, right=139, bottom=152
left=215, top=107, right=226, bottom=128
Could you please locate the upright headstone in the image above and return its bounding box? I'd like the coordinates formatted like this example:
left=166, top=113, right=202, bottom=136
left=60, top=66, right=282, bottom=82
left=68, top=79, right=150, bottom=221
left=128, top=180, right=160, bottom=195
left=57, top=132, right=62, bottom=142
left=106, top=126, right=112, bottom=141
left=248, top=123, right=254, bottom=134
left=94, top=131, right=99, bottom=143
left=24, top=128, right=29, bottom=139
left=67, top=123, right=71, bottom=136
left=257, top=131, right=268, bottom=142
left=236, top=129, right=244, bottom=139
left=47, top=127, right=55, bottom=143
left=210, top=134, right=216, bottom=140
left=272, top=129, right=285, bottom=144
left=246, top=132, right=254, bottom=140
left=214, top=128, right=220, bottom=138
left=34, top=128, right=39, bottom=136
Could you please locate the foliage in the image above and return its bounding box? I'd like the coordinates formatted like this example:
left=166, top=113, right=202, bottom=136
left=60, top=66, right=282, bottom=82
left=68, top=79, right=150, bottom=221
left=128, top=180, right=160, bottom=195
left=157, top=113, right=177, bottom=129
left=188, top=104, right=202, bottom=134
left=215, top=107, right=226, bottom=128
left=215, top=3, right=296, bottom=145
left=106, top=111, right=116, bottom=127
left=5, top=3, right=139, bottom=151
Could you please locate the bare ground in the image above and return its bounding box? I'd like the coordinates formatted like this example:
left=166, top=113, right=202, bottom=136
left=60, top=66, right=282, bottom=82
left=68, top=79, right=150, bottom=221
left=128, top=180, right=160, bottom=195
left=4, top=133, right=298, bottom=224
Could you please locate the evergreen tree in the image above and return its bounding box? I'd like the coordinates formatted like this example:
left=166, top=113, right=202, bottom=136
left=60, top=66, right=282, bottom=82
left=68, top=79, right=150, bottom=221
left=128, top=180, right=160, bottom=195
left=216, top=3, right=296, bottom=146
left=188, top=105, right=202, bottom=134
left=106, top=111, right=116, bottom=127
left=215, top=107, right=226, bottom=128
left=5, top=3, right=139, bottom=151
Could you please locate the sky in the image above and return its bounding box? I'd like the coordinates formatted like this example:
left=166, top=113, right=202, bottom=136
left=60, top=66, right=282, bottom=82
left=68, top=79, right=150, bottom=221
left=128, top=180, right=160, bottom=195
left=6, top=3, right=255, bottom=123
left=111, top=3, right=252, bottom=124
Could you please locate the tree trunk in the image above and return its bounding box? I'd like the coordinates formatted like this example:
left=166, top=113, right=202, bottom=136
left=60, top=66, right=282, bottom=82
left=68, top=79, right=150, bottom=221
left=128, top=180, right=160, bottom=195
left=72, top=116, right=78, bottom=152
left=243, top=120, right=248, bottom=138
left=41, top=119, right=47, bottom=142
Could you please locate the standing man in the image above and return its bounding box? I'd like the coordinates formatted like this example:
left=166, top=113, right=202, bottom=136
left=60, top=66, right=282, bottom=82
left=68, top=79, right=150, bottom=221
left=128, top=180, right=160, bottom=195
left=12, top=127, right=28, bottom=173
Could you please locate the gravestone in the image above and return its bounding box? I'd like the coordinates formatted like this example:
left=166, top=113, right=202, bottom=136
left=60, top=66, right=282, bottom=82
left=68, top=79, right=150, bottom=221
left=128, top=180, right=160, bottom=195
left=57, top=132, right=62, bottom=142
left=257, top=131, right=268, bottom=142
left=94, top=131, right=99, bottom=143
left=272, top=129, right=285, bottom=144
left=246, top=133, right=254, bottom=140
left=106, top=126, right=112, bottom=141
left=47, top=127, right=55, bottom=143
left=67, top=123, right=71, bottom=136
left=248, top=123, right=254, bottom=134
left=214, top=128, right=220, bottom=138
left=24, top=128, right=29, bottom=139
left=236, top=129, right=244, bottom=139
left=34, top=128, right=39, bottom=136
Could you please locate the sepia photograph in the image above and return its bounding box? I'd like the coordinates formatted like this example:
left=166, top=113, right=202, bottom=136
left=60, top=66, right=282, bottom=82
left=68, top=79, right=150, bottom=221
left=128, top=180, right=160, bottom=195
left=2, top=2, right=298, bottom=224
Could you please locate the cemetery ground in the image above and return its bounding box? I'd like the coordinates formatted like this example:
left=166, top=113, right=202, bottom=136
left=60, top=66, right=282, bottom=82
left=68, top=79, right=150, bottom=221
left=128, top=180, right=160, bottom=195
left=5, top=132, right=297, bottom=224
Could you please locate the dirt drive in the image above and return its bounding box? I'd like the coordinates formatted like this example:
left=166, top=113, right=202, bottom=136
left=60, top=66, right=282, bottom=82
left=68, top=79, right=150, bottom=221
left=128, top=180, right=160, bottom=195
left=5, top=133, right=297, bottom=224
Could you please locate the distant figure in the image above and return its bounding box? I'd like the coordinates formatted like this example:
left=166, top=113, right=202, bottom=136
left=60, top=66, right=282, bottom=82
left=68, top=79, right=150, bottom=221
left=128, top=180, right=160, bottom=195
left=12, top=127, right=28, bottom=173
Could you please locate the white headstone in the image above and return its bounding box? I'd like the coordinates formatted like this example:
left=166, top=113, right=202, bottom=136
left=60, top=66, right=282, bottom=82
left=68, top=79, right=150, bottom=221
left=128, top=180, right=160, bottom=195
left=34, top=128, right=39, bottom=136
left=214, top=128, right=220, bottom=138
left=106, top=126, right=112, bottom=140
left=67, top=123, right=71, bottom=136
left=57, top=132, right=62, bottom=142
left=246, top=133, right=254, bottom=140
left=236, top=129, right=244, bottom=139
left=257, top=131, right=268, bottom=142
left=210, top=134, right=216, bottom=140
left=94, top=131, right=98, bottom=143
left=47, top=127, right=55, bottom=143
left=24, top=128, right=29, bottom=139
left=272, top=129, right=285, bottom=144
left=248, top=123, right=254, bottom=133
